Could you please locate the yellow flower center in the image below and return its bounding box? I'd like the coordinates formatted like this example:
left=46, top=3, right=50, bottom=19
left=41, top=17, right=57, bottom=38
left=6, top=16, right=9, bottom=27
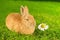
left=41, top=23, right=46, bottom=28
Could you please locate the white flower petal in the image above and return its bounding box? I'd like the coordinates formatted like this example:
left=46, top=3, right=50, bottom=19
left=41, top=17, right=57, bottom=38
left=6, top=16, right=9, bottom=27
left=38, top=25, right=41, bottom=29
left=40, top=28, right=45, bottom=31
left=38, top=25, right=40, bottom=29
left=44, top=25, right=48, bottom=29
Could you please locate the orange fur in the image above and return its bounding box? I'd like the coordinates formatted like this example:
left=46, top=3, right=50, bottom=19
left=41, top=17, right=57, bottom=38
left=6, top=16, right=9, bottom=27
left=6, top=6, right=36, bottom=34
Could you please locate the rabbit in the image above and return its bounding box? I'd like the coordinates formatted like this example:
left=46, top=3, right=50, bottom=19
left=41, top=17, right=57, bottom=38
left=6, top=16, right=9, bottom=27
left=6, top=6, right=36, bottom=34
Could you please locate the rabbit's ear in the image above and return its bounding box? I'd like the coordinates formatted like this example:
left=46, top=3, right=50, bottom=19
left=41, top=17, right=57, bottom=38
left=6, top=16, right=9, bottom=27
left=20, top=6, right=29, bottom=17
left=24, top=6, right=29, bottom=14
left=20, top=5, right=25, bottom=15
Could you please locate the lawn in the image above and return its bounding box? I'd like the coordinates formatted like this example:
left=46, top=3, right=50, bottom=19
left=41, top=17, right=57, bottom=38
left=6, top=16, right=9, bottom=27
left=0, top=1, right=60, bottom=40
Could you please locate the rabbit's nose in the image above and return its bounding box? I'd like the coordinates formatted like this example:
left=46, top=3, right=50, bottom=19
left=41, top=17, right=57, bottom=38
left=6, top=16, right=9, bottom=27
left=30, top=23, right=34, bottom=27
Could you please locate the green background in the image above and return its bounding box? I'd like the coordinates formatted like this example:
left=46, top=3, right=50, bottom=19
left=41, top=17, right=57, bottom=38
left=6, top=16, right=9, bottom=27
left=0, top=1, right=60, bottom=40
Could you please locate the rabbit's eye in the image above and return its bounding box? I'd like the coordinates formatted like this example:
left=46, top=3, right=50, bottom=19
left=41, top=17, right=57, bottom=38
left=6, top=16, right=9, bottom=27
left=26, top=19, right=29, bottom=21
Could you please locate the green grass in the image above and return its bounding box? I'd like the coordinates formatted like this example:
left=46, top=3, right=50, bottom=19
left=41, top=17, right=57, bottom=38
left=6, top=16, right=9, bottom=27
left=0, top=1, right=60, bottom=40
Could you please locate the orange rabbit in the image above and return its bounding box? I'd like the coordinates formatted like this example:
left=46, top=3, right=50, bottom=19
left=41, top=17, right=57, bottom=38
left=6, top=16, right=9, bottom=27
left=6, top=6, right=36, bottom=34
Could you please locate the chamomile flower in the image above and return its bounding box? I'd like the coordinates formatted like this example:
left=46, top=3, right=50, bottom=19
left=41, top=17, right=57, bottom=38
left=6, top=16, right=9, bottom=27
left=38, top=23, right=48, bottom=31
